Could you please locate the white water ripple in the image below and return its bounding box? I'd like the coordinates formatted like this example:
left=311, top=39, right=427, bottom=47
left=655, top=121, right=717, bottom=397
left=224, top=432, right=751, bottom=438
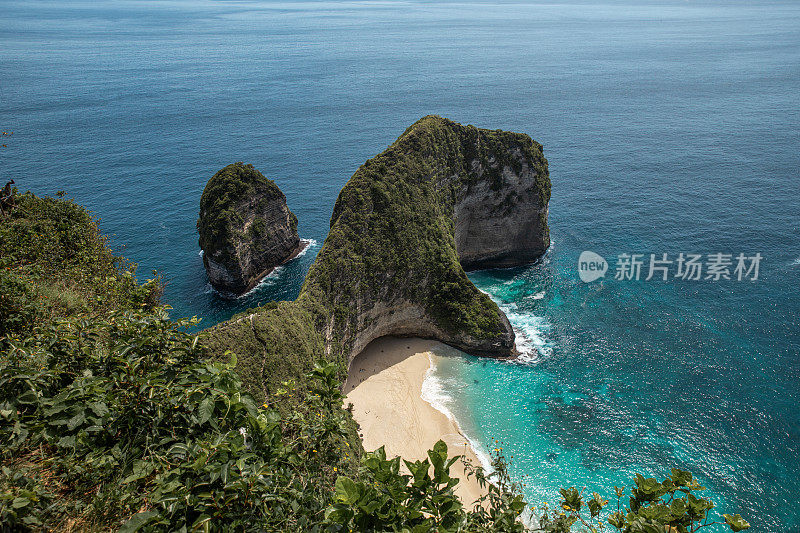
left=479, top=289, right=553, bottom=363
left=421, top=354, right=494, bottom=473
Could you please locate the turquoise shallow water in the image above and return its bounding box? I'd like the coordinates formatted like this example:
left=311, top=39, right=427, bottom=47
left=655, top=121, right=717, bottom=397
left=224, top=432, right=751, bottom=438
left=2, top=0, right=799, bottom=530
left=440, top=243, right=800, bottom=530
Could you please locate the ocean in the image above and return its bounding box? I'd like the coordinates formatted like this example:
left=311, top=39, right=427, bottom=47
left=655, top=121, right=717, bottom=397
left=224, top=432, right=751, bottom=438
left=2, top=0, right=799, bottom=530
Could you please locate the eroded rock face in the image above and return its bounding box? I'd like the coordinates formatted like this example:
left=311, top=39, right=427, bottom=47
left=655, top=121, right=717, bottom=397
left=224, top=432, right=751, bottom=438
left=309, top=115, right=550, bottom=363
left=345, top=297, right=517, bottom=362
left=454, top=151, right=550, bottom=270
left=198, top=162, right=302, bottom=295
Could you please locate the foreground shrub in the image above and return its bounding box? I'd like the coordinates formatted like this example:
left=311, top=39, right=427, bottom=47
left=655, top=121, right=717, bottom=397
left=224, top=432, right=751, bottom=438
left=0, top=310, right=355, bottom=531
left=538, top=468, right=750, bottom=533
left=324, top=440, right=528, bottom=533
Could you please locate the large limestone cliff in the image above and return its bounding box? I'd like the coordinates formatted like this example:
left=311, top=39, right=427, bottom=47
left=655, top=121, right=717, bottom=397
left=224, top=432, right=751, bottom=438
left=454, top=153, right=550, bottom=270
left=198, top=162, right=302, bottom=295
left=202, top=117, right=550, bottom=401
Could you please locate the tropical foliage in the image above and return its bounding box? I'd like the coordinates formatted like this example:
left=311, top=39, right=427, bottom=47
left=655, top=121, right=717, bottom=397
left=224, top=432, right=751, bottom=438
left=538, top=469, right=750, bottom=533
left=0, top=310, right=357, bottom=531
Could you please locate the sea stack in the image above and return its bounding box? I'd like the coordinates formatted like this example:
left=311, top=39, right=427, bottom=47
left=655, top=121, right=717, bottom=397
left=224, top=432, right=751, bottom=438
left=198, top=162, right=302, bottom=295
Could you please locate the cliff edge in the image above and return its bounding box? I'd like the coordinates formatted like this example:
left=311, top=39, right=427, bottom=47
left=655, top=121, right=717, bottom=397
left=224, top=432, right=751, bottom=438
left=201, top=117, right=550, bottom=401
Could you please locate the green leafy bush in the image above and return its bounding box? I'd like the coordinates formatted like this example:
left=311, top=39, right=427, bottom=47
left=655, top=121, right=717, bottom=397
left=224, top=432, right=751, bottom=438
left=538, top=469, right=750, bottom=533
left=0, top=306, right=536, bottom=532
left=325, top=440, right=529, bottom=533
left=326, top=441, right=471, bottom=531
left=0, top=255, right=38, bottom=336
left=0, top=311, right=357, bottom=531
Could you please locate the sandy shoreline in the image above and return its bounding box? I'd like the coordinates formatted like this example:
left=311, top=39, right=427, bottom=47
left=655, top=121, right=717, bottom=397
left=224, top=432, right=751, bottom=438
left=344, top=336, right=485, bottom=505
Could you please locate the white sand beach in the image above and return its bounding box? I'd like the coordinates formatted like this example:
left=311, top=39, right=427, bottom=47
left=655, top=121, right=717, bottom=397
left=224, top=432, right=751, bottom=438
left=344, top=336, right=485, bottom=506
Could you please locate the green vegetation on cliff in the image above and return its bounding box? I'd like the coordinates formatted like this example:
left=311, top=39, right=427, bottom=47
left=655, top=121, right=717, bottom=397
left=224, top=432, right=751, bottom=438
left=201, top=300, right=325, bottom=407
left=0, top=192, right=161, bottom=339
left=203, top=116, right=551, bottom=404
left=197, top=162, right=287, bottom=265
left=304, top=115, right=550, bottom=343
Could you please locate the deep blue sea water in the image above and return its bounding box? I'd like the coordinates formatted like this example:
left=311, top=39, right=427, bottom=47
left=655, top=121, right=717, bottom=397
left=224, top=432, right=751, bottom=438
left=2, top=0, right=799, bottom=530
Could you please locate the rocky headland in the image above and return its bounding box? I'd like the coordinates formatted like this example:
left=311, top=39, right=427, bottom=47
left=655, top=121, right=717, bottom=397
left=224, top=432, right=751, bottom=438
left=201, top=116, right=550, bottom=401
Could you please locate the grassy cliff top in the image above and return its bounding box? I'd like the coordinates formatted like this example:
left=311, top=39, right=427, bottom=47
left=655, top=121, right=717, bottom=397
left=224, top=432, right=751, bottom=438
left=197, top=162, right=286, bottom=260
left=0, top=192, right=162, bottom=338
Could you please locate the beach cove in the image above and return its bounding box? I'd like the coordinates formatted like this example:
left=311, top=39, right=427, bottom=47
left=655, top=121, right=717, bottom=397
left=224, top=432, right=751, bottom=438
left=344, top=337, right=488, bottom=506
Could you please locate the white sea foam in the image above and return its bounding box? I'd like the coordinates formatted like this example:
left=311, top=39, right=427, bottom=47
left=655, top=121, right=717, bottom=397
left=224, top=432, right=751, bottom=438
left=237, top=265, right=285, bottom=298
left=206, top=265, right=286, bottom=299
left=295, top=238, right=318, bottom=258
left=420, top=355, right=454, bottom=422
left=792, top=257, right=800, bottom=266
left=504, top=306, right=553, bottom=363
left=420, top=354, right=494, bottom=474
left=480, top=290, right=553, bottom=363
left=421, top=338, right=543, bottom=527
left=529, top=291, right=546, bottom=300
